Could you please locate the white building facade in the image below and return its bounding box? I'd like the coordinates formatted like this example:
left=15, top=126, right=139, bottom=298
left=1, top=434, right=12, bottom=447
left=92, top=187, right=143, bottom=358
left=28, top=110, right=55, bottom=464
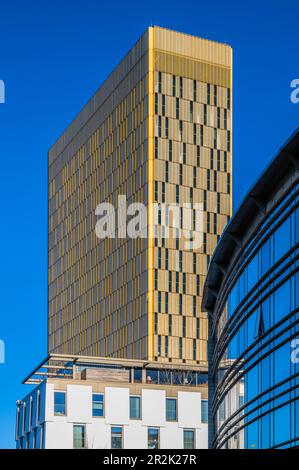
left=16, top=355, right=208, bottom=449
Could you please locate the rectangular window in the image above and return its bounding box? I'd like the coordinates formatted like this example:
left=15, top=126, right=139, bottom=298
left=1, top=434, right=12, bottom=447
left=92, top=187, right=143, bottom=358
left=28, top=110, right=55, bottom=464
left=196, top=275, right=200, bottom=296
left=162, top=95, right=165, bottom=116
left=179, top=164, right=183, bottom=185
left=183, top=143, right=186, bottom=164
left=154, top=269, right=158, bottom=290
left=203, top=190, right=207, bottom=211
left=155, top=93, right=158, bottom=114
left=176, top=185, right=179, bottom=204
left=130, top=396, right=141, bottom=420
left=193, top=167, right=197, bottom=188
left=204, top=104, right=207, bottom=125
left=179, top=120, right=183, bottom=141
left=217, top=107, right=221, bottom=128
left=180, top=77, right=183, bottom=98
left=207, top=83, right=210, bottom=104
left=111, top=426, right=123, bottom=449
left=200, top=125, right=203, bottom=145
left=227, top=173, right=231, bottom=194
left=183, top=316, right=186, bottom=337
left=217, top=193, right=221, bottom=213
left=196, top=318, right=200, bottom=338
left=193, top=123, right=197, bottom=145
left=148, top=428, right=159, bottom=449
left=158, top=335, right=161, bottom=356
left=193, top=253, right=196, bottom=274
left=169, top=271, right=172, bottom=292
left=92, top=394, right=104, bottom=417
left=207, top=212, right=210, bottom=233
left=214, top=85, right=217, bottom=106
left=73, top=425, right=85, bottom=449
left=227, top=88, right=231, bottom=109
left=165, top=291, right=168, bottom=313
left=179, top=338, right=183, bottom=359
left=207, top=170, right=211, bottom=191
left=166, top=398, right=177, bottom=421
left=201, top=400, right=208, bottom=423
left=158, top=116, right=162, bottom=137
left=214, top=128, right=217, bottom=148
left=172, top=75, right=176, bottom=96
left=29, top=398, right=34, bottom=429
left=165, top=117, right=169, bottom=138
left=155, top=136, right=158, bottom=159
left=165, top=249, right=169, bottom=271
left=214, top=213, right=217, bottom=234
left=54, top=391, right=66, bottom=416
left=158, top=71, right=162, bottom=93
left=224, top=151, right=227, bottom=172
left=193, top=80, right=197, bottom=101
left=210, top=149, right=214, bottom=169
left=165, top=336, right=169, bottom=357
left=193, top=339, right=197, bottom=360
left=179, top=294, right=183, bottom=315
left=224, top=108, right=227, bottom=129
left=193, top=296, right=197, bottom=318
left=154, top=181, right=158, bottom=201
left=154, top=312, right=158, bottom=335
left=214, top=171, right=217, bottom=192
left=184, top=429, right=195, bottom=449
left=169, top=315, right=172, bottom=336
left=197, top=146, right=200, bottom=167
left=169, top=140, right=172, bottom=161
left=190, top=101, right=193, bottom=121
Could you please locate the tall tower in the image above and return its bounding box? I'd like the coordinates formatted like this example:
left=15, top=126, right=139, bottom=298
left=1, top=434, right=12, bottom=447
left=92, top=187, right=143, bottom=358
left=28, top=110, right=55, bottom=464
left=48, top=27, right=232, bottom=365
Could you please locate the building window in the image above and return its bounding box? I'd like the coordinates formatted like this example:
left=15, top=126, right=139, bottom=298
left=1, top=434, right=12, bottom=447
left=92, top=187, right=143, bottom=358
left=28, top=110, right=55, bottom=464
left=73, top=425, right=85, bottom=449
left=111, top=426, right=123, bottom=449
left=162, top=94, right=165, bottom=116
left=183, top=316, right=186, bottom=336
left=196, top=318, right=200, bottom=339
left=179, top=338, right=183, bottom=359
left=176, top=97, right=180, bottom=119
left=158, top=71, right=162, bottom=93
left=184, top=429, right=195, bottom=449
left=158, top=116, right=162, bottom=137
left=196, top=275, right=200, bottom=296
left=176, top=185, right=179, bottom=204
left=154, top=269, right=158, bottom=290
left=193, top=123, right=197, bottom=145
left=154, top=312, right=158, bottom=335
left=227, top=88, right=231, bottom=109
left=155, top=137, right=158, bottom=159
left=165, top=291, right=169, bottom=312
left=190, top=101, right=193, bottom=121
left=169, top=315, right=172, bottom=336
left=193, top=339, right=197, bottom=360
left=179, top=120, right=183, bottom=141
left=193, top=166, right=197, bottom=188
left=148, top=428, right=159, bottom=449
left=224, top=108, right=227, bottom=129
left=201, top=400, right=208, bottom=423
left=165, top=336, right=169, bottom=357
left=165, top=116, right=169, bottom=139
left=155, top=93, right=158, bottom=114
left=193, top=80, right=197, bottom=101
left=158, top=335, right=162, bottom=356
left=169, top=139, right=172, bottom=161
left=207, top=83, right=210, bottom=104
left=130, top=396, right=141, bottom=420
left=166, top=398, right=177, bottom=421
left=227, top=173, right=231, bottom=194
left=180, top=77, right=183, bottom=98
left=204, top=104, right=207, bottom=125
left=54, top=391, right=66, bottom=416
left=168, top=271, right=172, bottom=292
left=217, top=107, right=221, bottom=128
left=193, top=296, right=197, bottom=318
left=214, top=85, right=217, bottom=106
left=92, top=394, right=104, bottom=417
left=172, top=75, right=176, bottom=96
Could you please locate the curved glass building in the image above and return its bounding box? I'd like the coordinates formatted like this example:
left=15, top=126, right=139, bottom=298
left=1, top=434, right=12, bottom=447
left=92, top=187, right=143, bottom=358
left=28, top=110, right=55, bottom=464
left=202, top=129, right=299, bottom=449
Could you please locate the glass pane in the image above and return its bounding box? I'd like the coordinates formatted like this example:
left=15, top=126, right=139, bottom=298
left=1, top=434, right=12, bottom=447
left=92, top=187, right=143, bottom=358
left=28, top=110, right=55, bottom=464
left=92, top=394, right=104, bottom=417
left=54, top=392, right=66, bottom=416
left=184, top=430, right=195, bottom=449
left=73, top=425, right=85, bottom=449
left=148, top=428, right=159, bottom=449
left=166, top=398, right=177, bottom=421
left=201, top=400, right=208, bottom=423
left=130, top=397, right=141, bottom=419
left=111, top=427, right=122, bottom=449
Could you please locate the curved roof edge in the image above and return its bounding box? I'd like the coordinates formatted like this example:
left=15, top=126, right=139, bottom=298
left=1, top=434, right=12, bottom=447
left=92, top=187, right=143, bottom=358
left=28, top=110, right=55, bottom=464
left=202, top=127, right=299, bottom=312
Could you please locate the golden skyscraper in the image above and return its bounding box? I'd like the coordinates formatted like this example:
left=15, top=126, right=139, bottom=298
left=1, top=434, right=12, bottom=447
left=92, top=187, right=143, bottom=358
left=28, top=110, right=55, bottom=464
left=48, top=27, right=232, bottom=365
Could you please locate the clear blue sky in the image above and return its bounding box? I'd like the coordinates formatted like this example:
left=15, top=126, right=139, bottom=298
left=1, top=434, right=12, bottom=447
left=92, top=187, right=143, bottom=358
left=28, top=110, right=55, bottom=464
left=0, top=0, right=298, bottom=448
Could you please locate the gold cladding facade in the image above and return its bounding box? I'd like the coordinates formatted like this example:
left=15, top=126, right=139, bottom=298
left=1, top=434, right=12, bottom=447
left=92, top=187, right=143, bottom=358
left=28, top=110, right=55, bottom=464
left=48, top=27, right=232, bottom=365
